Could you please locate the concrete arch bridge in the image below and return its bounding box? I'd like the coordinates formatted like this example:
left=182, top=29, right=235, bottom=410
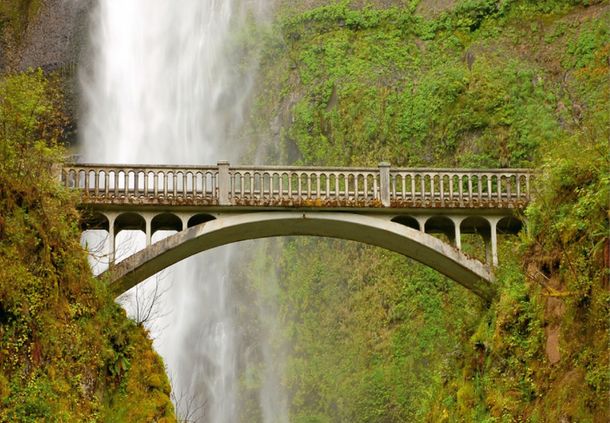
left=63, top=162, right=532, bottom=302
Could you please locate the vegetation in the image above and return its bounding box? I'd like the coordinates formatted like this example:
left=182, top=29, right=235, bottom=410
left=0, top=0, right=607, bottom=421
left=0, top=0, right=41, bottom=43
left=0, top=70, right=176, bottom=421
left=236, top=0, right=609, bottom=421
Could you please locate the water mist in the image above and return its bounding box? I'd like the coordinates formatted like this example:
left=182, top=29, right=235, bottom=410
left=80, top=1, right=287, bottom=421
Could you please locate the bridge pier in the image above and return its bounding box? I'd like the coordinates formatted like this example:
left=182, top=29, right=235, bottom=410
left=108, top=213, right=116, bottom=266
left=145, top=216, right=152, bottom=247
left=451, top=216, right=464, bottom=251
left=489, top=217, right=500, bottom=267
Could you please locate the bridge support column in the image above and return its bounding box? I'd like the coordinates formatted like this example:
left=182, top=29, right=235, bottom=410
left=145, top=216, right=152, bottom=247
left=108, top=214, right=116, bottom=266
left=485, top=236, right=492, bottom=264
left=179, top=215, right=188, bottom=232
left=416, top=216, right=428, bottom=233
left=487, top=217, right=500, bottom=267
left=451, top=216, right=465, bottom=250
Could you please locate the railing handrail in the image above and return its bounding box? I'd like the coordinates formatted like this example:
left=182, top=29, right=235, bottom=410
left=61, top=162, right=533, bottom=209
left=63, top=162, right=532, bottom=174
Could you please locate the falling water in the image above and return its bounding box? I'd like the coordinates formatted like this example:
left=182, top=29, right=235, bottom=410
left=80, top=1, right=285, bottom=421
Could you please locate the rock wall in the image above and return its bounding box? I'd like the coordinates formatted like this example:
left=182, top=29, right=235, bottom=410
left=2, top=0, right=93, bottom=72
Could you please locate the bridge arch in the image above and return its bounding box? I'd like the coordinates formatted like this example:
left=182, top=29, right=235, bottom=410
left=101, top=212, right=496, bottom=301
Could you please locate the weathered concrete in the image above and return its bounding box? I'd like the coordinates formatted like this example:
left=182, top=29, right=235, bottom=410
left=68, top=162, right=528, bottom=300
left=102, top=212, right=496, bottom=301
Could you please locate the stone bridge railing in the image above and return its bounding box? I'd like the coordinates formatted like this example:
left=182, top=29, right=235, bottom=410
left=61, top=162, right=532, bottom=209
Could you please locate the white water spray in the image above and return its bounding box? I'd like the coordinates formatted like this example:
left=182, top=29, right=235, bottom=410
left=80, top=1, right=286, bottom=421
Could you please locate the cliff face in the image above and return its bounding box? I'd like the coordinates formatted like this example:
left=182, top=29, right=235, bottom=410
left=0, top=0, right=92, bottom=72
left=1, top=1, right=607, bottom=422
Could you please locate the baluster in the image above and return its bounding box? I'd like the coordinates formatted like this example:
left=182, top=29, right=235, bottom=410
left=335, top=173, right=340, bottom=198
left=144, top=171, right=149, bottom=197
left=458, top=174, right=463, bottom=204
left=411, top=174, right=416, bottom=202
left=375, top=173, right=380, bottom=201
left=487, top=174, right=492, bottom=201
left=296, top=173, right=302, bottom=200
left=467, top=174, right=473, bottom=205
left=133, top=171, right=138, bottom=197
left=449, top=173, right=455, bottom=203
left=84, top=169, right=90, bottom=193
left=94, top=170, right=99, bottom=197
left=154, top=172, right=159, bottom=197
left=306, top=173, right=312, bottom=199
left=498, top=176, right=503, bottom=202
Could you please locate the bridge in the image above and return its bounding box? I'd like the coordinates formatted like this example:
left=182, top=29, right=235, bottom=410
left=63, top=162, right=532, bottom=301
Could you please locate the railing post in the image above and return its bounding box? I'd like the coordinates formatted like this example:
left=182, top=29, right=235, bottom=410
left=217, top=161, right=230, bottom=206
left=379, top=162, right=391, bottom=207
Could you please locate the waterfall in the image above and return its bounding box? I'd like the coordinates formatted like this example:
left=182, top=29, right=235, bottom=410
left=80, top=1, right=286, bottom=421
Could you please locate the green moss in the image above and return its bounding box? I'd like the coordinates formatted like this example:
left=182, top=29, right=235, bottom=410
left=0, top=70, right=176, bottom=421
left=0, top=0, right=42, bottom=42
left=237, top=1, right=609, bottom=421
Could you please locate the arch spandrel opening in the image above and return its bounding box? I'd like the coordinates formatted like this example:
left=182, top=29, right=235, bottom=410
left=152, top=213, right=183, bottom=234
left=391, top=215, right=420, bottom=231
left=497, top=216, right=523, bottom=234
left=460, top=216, right=492, bottom=264
left=114, top=212, right=146, bottom=234
left=187, top=213, right=216, bottom=228
left=101, top=212, right=496, bottom=301
left=425, top=216, right=456, bottom=246
left=80, top=211, right=109, bottom=232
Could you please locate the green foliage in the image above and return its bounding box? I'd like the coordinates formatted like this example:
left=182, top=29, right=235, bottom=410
left=239, top=1, right=610, bottom=421
left=249, top=1, right=573, bottom=168
left=271, top=239, right=481, bottom=422
left=0, top=71, right=176, bottom=421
